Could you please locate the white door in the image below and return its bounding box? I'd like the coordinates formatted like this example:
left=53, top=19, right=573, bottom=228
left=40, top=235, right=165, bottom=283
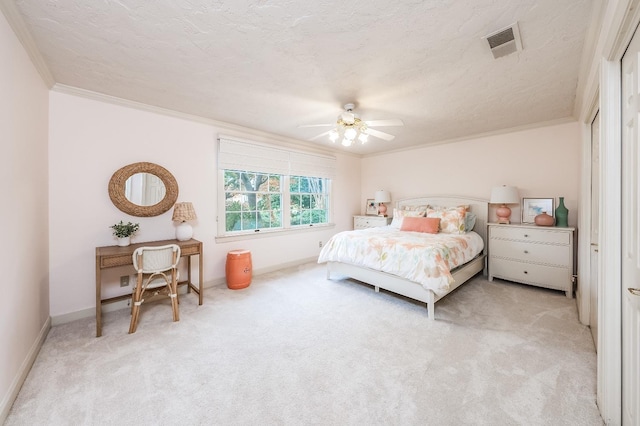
left=590, top=111, right=600, bottom=347
left=621, top=28, right=640, bottom=425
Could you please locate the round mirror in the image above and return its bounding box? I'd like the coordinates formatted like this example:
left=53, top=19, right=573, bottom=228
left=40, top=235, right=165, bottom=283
left=109, top=162, right=178, bottom=217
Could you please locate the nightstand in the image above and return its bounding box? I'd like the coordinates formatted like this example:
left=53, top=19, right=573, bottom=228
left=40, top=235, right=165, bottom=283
left=487, top=223, right=575, bottom=298
left=353, top=215, right=392, bottom=230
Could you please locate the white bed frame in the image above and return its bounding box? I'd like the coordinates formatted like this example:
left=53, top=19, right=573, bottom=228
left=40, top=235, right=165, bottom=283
left=326, top=195, right=489, bottom=320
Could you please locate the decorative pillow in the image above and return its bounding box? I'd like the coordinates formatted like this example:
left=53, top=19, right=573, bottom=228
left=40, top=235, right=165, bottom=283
left=390, top=208, right=426, bottom=229
left=426, top=206, right=467, bottom=234
left=464, top=212, right=477, bottom=232
left=400, top=217, right=440, bottom=234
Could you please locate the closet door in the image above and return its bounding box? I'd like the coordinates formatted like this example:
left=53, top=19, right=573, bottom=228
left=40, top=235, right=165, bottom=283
left=621, top=29, right=640, bottom=425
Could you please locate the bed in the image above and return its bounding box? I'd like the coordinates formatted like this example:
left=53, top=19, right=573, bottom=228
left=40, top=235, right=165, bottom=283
left=318, top=196, right=488, bottom=319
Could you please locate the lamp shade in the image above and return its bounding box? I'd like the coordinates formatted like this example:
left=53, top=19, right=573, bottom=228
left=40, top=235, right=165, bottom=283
left=172, top=202, right=197, bottom=222
left=374, top=190, right=391, bottom=204
left=489, top=186, right=519, bottom=205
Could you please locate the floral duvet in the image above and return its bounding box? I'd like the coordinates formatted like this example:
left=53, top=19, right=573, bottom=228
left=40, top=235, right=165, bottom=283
left=317, top=226, right=484, bottom=295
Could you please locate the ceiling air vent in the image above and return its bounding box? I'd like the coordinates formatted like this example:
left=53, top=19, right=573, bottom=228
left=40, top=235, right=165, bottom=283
left=483, top=22, right=522, bottom=59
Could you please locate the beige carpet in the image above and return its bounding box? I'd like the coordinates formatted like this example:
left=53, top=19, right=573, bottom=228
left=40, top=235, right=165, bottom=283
left=6, top=262, right=603, bottom=425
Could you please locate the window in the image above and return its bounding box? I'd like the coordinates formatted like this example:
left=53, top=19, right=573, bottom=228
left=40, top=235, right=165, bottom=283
left=290, top=175, right=329, bottom=226
left=218, top=136, right=336, bottom=237
left=224, top=170, right=282, bottom=232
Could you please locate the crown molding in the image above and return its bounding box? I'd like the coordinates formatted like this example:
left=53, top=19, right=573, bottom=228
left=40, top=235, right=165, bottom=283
left=0, top=0, right=55, bottom=88
left=362, top=116, right=576, bottom=158
left=51, top=84, right=358, bottom=159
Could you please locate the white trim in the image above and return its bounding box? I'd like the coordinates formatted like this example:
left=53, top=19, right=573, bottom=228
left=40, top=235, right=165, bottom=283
left=214, top=222, right=335, bottom=243
left=52, top=85, right=355, bottom=159
left=52, top=257, right=318, bottom=325
left=0, top=317, right=50, bottom=424
left=598, top=57, right=623, bottom=426
left=0, top=0, right=55, bottom=88
left=577, top=104, right=599, bottom=326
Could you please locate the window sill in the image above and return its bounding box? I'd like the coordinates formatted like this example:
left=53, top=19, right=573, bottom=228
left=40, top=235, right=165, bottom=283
left=215, top=223, right=335, bottom=243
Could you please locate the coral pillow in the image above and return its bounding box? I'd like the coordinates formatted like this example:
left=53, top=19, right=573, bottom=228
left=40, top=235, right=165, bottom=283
left=400, top=217, right=440, bottom=234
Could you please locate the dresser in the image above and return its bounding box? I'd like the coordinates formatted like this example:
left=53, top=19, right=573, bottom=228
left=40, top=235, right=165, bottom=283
left=353, top=215, right=392, bottom=230
left=487, top=223, right=575, bottom=297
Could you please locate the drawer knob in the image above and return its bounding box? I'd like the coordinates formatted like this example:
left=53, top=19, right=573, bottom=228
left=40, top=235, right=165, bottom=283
left=523, top=271, right=528, bottom=274
left=524, top=250, right=529, bottom=254
left=524, top=234, right=529, bottom=238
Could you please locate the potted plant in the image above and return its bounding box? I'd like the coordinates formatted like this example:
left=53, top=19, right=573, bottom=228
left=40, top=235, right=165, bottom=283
left=110, top=221, right=140, bottom=246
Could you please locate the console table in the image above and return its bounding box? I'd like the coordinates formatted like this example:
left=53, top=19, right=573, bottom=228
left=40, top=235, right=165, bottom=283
left=95, top=238, right=203, bottom=337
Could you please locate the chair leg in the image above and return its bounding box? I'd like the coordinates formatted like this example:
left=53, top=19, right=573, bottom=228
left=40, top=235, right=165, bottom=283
left=129, top=275, right=143, bottom=334
left=171, top=279, right=180, bottom=322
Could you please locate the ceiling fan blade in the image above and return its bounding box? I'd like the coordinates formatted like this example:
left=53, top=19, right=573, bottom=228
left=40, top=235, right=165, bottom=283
left=367, top=128, right=395, bottom=141
left=297, top=123, right=334, bottom=128
left=309, top=130, right=332, bottom=141
left=364, top=119, right=404, bottom=127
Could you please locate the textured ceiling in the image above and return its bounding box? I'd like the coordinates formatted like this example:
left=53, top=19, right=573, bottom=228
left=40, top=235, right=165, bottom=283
left=13, top=0, right=594, bottom=155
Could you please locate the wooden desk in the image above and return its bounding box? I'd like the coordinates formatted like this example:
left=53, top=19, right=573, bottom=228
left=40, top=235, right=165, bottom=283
left=95, top=238, right=203, bottom=337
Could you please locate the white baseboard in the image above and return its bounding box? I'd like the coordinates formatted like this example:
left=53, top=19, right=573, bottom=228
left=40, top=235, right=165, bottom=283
left=51, top=257, right=318, bottom=325
left=0, top=317, right=51, bottom=424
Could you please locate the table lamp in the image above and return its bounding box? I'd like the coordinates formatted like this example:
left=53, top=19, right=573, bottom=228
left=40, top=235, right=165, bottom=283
left=375, top=190, right=391, bottom=217
left=490, top=185, right=519, bottom=224
left=172, top=202, right=197, bottom=241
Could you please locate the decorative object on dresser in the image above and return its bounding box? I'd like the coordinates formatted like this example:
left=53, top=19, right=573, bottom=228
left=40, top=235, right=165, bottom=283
left=534, top=212, right=555, bottom=226
left=109, top=221, right=140, bottom=247
left=365, top=198, right=377, bottom=215
left=488, top=223, right=575, bottom=297
left=555, top=197, right=569, bottom=227
left=172, top=202, right=197, bottom=241
left=374, top=190, right=391, bottom=217
left=489, top=185, right=519, bottom=224
left=521, top=198, right=554, bottom=224
left=353, top=215, right=393, bottom=230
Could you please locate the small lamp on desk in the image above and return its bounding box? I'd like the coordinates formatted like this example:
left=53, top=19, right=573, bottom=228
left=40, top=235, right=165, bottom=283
left=375, top=190, right=391, bottom=217
left=172, top=202, right=197, bottom=241
left=490, top=185, right=519, bottom=224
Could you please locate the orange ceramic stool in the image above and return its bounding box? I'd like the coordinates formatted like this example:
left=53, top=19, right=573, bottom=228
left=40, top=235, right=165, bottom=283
left=226, top=250, right=252, bottom=289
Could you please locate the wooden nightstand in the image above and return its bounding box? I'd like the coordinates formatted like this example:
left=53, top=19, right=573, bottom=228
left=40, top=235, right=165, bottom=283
left=353, top=215, right=392, bottom=230
left=487, top=223, right=575, bottom=297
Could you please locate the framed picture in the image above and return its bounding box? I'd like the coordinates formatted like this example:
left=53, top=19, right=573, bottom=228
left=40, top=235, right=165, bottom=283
left=522, top=198, right=554, bottom=224
left=366, top=199, right=378, bottom=215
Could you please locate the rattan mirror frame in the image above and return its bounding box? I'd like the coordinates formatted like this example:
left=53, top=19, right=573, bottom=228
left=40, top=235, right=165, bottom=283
left=108, top=162, right=178, bottom=217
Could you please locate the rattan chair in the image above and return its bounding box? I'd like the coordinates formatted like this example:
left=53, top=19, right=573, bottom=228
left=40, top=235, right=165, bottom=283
left=129, top=244, right=181, bottom=333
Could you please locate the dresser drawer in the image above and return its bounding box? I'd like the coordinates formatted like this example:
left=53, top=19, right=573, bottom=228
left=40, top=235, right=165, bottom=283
left=354, top=216, right=391, bottom=229
left=490, top=258, right=571, bottom=292
left=490, top=240, right=571, bottom=267
left=490, top=226, right=570, bottom=245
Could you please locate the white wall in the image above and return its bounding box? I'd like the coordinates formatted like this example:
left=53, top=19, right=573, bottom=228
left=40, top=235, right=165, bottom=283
left=48, top=91, right=361, bottom=318
left=361, top=122, right=581, bottom=226
left=0, top=11, right=50, bottom=422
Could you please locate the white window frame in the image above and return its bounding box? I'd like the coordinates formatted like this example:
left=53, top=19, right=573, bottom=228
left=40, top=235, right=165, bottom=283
left=216, top=136, right=336, bottom=240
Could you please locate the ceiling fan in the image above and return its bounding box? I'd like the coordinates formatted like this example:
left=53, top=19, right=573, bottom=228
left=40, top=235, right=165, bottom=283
left=298, top=103, right=404, bottom=147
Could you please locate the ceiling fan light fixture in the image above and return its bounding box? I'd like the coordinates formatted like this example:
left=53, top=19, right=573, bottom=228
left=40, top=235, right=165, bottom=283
left=358, top=133, right=369, bottom=143
left=344, top=127, right=357, bottom=139
left=329, top=129, right=339, bottom=142
left=341, top=138, right=353, bottom=147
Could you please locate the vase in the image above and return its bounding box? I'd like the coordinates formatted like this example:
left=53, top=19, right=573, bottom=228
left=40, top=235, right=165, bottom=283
left=555, top=197, right=569, bottom=227
left=117, top=236, right=131, bottom=247
left=534, top=212, right=555, bottom=226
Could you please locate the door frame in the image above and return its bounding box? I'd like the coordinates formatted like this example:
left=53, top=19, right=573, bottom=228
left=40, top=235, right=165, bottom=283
left=579, top=1, right=640, bottom=423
